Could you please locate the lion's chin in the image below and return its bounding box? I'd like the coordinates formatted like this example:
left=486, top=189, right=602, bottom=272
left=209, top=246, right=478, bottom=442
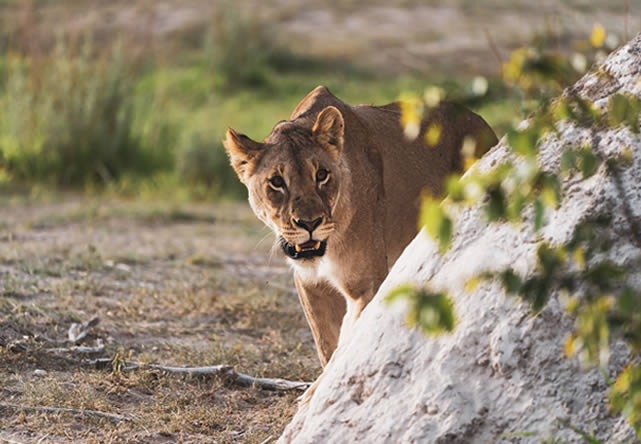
left=280, top=237, right=327, bottom=260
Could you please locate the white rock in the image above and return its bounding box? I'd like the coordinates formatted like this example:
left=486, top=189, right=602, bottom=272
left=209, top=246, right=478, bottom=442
left=280, top=33, right=641, bottom=443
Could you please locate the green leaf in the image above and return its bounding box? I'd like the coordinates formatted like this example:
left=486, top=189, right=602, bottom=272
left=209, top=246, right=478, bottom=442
left=385, top=284, right=418, bottom=304
left=608, top=93, right=641, bottom=133
left=501, top=269, right=523, bottom=294
left=445, top=175, right=465, bottom=202
left=578, top=147, right=600, bottom=178
left=414, top=290, right=456, bottom=335
left=386, top=284, right=457, bottom=336
left=618, top=287, right=638, bottom=313
left=534, top=198, right=544, bottom=231
left=439, top=214, right=453, bottom=252
left=560, top=149, right=577, bottom=173
left=485, top=187, right=507, bottom=221
left=609, top=93, right=629, bottom=127
left=419, top=196, right=453, bottom=252
left=507, top=127, right=539, bottom=156
left=541, top=174, right=561, bottom=208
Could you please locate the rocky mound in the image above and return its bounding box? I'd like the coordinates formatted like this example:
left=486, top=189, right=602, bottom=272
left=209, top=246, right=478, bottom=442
left=280, top=34, right=641, bottom=443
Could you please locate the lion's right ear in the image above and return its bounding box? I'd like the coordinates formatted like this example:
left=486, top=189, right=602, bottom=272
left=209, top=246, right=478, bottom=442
left=224, top=128, right=264, bottom=184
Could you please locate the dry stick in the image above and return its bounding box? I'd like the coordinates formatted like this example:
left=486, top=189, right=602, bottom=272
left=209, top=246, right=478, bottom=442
left=87, top=358, right=310, bottom=391
left=484, top=28, right=503, bottom=70
left=67, top=316, right=100, bottom=344
left=39, top=316, right=100, bottom=345
left=0, top=403, right=132, bottom=423
left=46, top=341, right=104, bottom=354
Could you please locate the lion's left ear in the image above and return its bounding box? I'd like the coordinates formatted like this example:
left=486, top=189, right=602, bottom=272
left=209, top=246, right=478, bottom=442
left=312, top=106, right=344, bottom=161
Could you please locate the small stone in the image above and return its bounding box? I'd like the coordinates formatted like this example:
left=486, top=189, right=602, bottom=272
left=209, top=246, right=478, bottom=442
left=115, top=263, right=131, bottom=272
left=33, top=369, right=47, bottom=377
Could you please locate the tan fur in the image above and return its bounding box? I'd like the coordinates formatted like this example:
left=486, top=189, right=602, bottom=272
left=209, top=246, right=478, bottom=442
left=224, top=85, right=497, bottom=368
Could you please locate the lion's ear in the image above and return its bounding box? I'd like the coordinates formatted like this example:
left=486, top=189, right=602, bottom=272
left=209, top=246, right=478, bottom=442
left=224, top=128, right=264, bottom=184
left=312, top=106, right=344, bottom=161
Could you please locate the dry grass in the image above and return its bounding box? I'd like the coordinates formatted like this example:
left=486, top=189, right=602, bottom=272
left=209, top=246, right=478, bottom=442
left=0, top=196, right=318, bottom=443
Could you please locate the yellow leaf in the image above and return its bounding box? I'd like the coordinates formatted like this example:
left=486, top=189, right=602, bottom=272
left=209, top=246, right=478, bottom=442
left=399, top=96, right=423, bottom=128
left=565, top=335, right=577, bottom=357
left=464, top=156, right=478, bottom=171
left=464, top=277, right=480, bottom=293
left=590, top=24, right=606, bottom=48
left=424, top=86, right=444, bottom=107
left=565, top=296, right=579, bottom=314
left=425, top=123, right=442, bottom=147
left=461, top=136, right=477, bottom=159
left=613, top=366, right=632, bottom=393
left=573, top=246, right=586, bottom=271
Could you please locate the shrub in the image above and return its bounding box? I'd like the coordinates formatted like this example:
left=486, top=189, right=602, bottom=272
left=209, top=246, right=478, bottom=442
left=203, top=1, right=289, bottom=89
left=175, top=129, right=246, bottom=199
left=0, top=40, right=172, bottom=187
left=390, top=26, right=641, bottom=441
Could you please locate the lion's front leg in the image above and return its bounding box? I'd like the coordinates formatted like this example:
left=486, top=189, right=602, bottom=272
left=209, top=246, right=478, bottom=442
left=298, top=296, right=373, bottom=407
left=294, top=275, right=346, bottom=367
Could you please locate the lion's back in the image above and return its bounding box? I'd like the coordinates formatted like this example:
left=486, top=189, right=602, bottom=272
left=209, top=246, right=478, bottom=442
left=352, top=100, right=498, bottom=265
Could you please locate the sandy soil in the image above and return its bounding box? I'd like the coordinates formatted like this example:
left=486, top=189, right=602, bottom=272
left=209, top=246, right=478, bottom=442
left=0, top=196, right=316, bottom=443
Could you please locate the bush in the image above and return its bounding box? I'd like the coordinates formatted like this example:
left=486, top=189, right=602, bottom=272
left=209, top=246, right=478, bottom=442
left=0, top=40, right=172, bottom=187
left=390, top=26, right=641, bottom=441
left=203, top=1, right=288, bottom=89
left=175, top=129, right=246, bottom=199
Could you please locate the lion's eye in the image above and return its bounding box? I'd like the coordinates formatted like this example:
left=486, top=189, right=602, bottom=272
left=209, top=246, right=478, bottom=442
left=269, top=176, right=285, bottom=189
left=316, top=169, right=329, bottom=183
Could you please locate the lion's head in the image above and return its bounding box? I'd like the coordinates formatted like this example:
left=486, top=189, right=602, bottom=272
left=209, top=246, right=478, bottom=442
left=224, top=106, right=345, bottom=262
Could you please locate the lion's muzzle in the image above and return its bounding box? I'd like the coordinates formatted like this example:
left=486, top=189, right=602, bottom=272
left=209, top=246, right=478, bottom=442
left=280, top=237, right=327, bottom=260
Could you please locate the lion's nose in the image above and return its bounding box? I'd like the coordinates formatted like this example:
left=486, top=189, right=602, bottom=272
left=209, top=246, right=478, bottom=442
left=293, top=217, right=323, bottom=233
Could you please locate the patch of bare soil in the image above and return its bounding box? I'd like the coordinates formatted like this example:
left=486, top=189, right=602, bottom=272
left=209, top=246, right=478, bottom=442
left=0, top=196, right=317, bottom=443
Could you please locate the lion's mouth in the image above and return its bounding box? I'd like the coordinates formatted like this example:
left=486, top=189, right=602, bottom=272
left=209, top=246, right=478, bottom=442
left=280, top=238, right=327, bottom=259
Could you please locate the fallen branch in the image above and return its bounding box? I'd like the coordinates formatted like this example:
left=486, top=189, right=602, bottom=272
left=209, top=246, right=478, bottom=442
left=233, top=371, right=310, bottom=391
left=46, top=339, right=104, bottom=354
left=260, top=435, right=273, bottom=444
left=67, top=316, right=100, bottom=344
left=0, top=402, right=133, bottom=423
left=86, top=358, right=310, bottom=391
left=38, top=316, right=100, bottom=345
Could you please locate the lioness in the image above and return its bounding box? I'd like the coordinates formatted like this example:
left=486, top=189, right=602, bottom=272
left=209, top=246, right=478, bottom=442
left=225, top=85, right=497, bottom=367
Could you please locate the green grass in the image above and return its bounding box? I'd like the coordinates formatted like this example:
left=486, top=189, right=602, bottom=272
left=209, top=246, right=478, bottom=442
left=0, top=2, right=520, bottom=201
left=131, top=62, right=518, bottom=195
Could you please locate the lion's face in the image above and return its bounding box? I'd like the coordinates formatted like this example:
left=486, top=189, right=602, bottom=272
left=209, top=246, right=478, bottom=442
left=225, top=106, right=345, bottom=262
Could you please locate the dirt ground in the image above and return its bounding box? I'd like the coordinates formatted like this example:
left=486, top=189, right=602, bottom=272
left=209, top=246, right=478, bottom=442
left=0, top=196, right=318, bottom=443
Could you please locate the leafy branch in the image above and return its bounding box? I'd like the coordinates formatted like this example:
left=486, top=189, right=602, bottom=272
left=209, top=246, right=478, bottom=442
left=388, top=26, right=641, bottom=436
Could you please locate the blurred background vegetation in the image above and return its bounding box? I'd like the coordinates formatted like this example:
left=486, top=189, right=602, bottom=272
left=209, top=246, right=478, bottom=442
left=0, top=0, right=638, bottom=201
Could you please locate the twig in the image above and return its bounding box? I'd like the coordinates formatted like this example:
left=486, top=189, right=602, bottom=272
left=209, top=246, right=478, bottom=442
left=85, top=358, right=310, bottom=391
left=556, top=417, right=601, bottom=444
left=38, top=316, right=100, bottom=345
left=484, top=28, right=503, bottom=71
left=0, top=402, right=133, bottom=423
left=68, top=316, right=100, bottom=344
left=46, top=339, right=104, bottom=354
left=260, top=435, right=273, bottom=444
left=233, top=371, right=310, bottom=391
